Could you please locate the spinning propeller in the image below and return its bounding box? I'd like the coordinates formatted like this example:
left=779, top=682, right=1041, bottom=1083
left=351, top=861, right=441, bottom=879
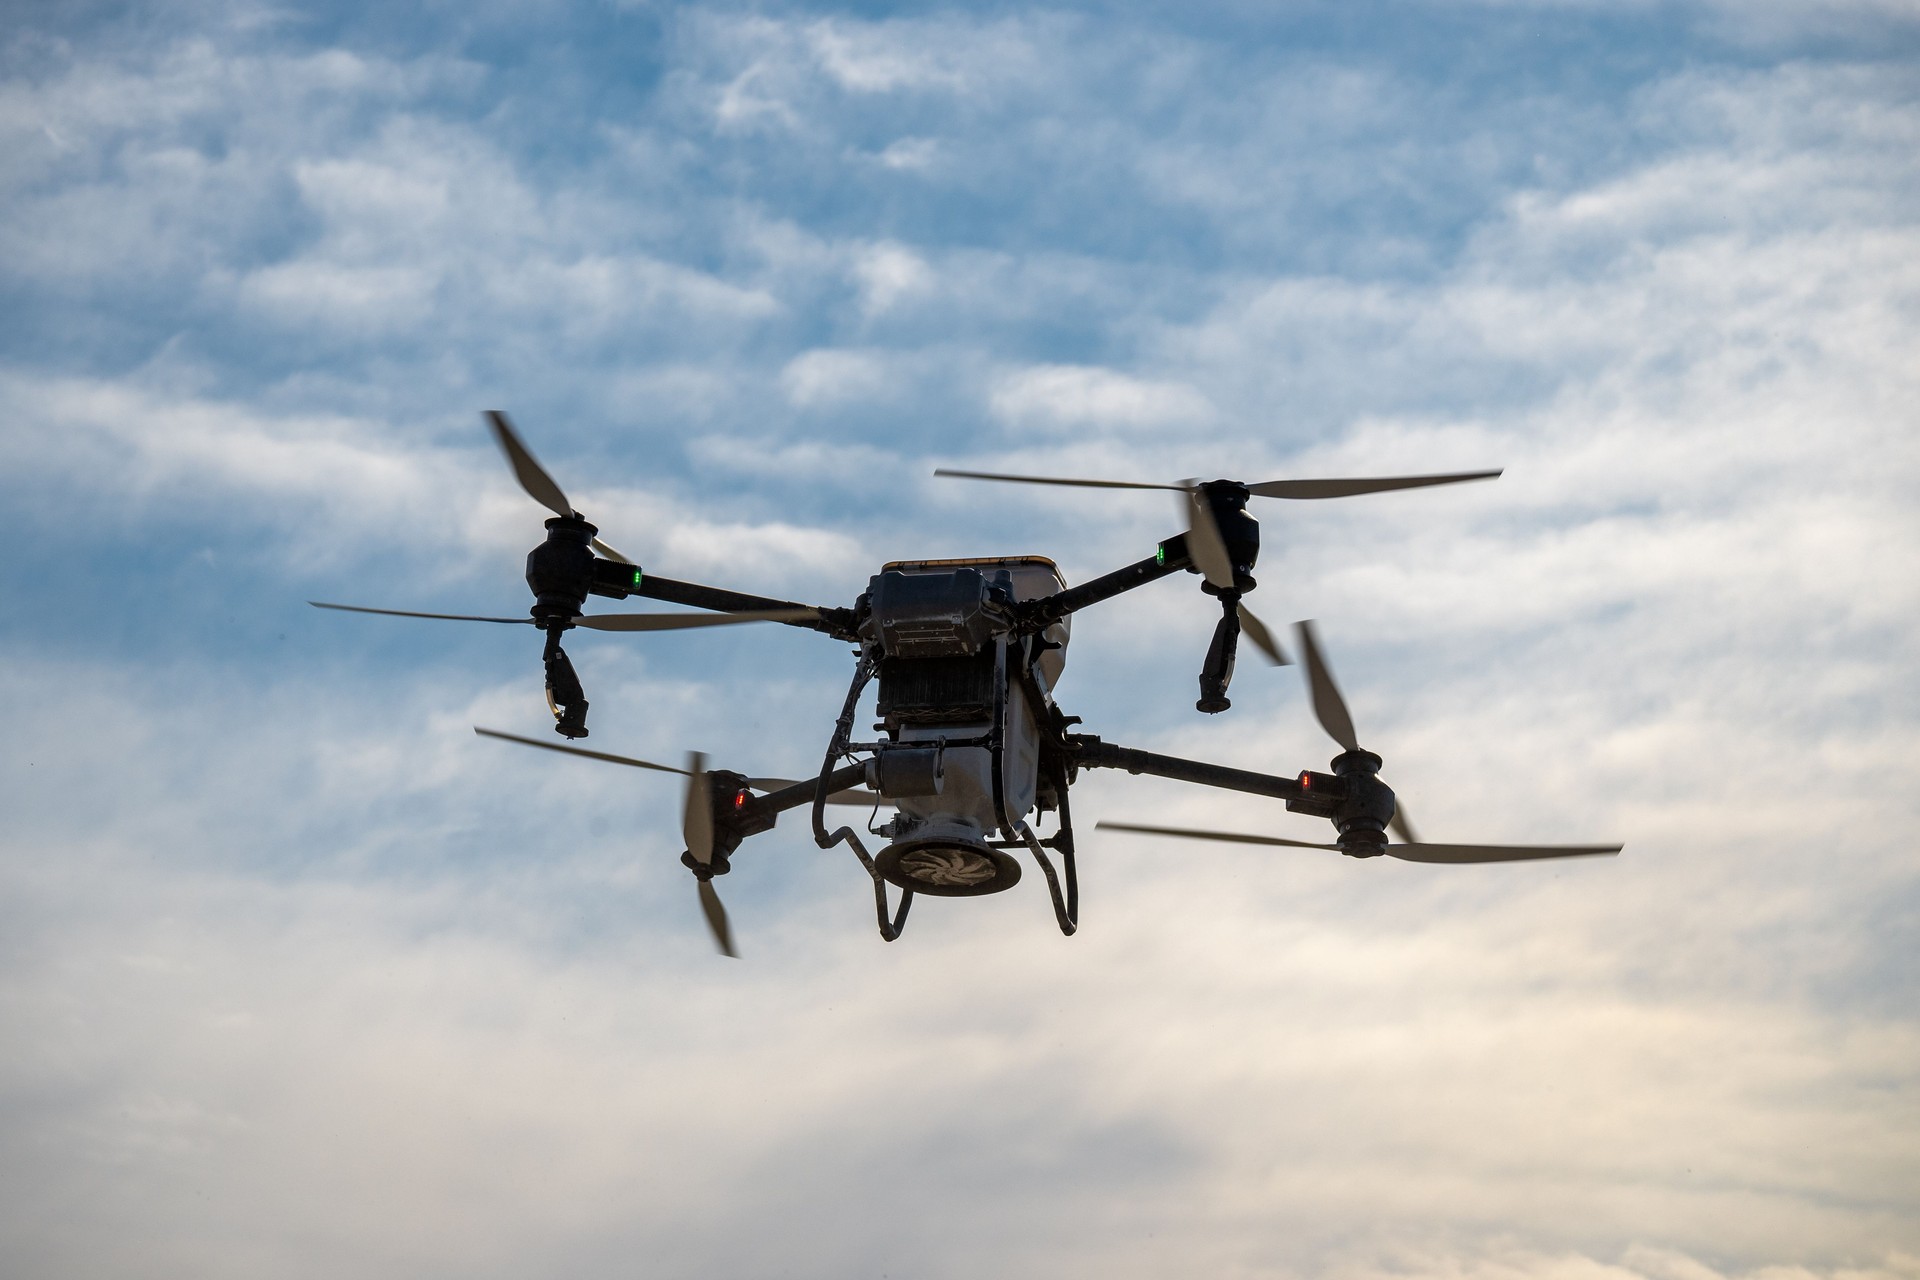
left=1099, top=620, right=1621, bottom=863
left=313, top=412, right=812, bottom=740
left=1179, top=481, right=1287, bottom=668
left=487, top=410, right=629, bottom=563
left=679, top=751, right=734, bottom=956
left=309, top=601, right=816, bottom=631
left=474, top=727, right=882, bottom=956
left=472, top=727, right=881, bottom=803
left=1092, top=821, right=1621, bottom=863
left=315, top=409, right=810, bottom=634
left=937, top=465, right=1497, bottom=700
left=932, top=467, right=1503, bottom=500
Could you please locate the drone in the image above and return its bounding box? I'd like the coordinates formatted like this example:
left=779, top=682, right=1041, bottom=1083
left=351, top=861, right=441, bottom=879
left=315, top=412, right=1621, bottom=955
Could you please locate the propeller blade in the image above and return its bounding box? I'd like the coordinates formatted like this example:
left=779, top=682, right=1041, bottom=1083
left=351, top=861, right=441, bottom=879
left=590, top=538, right=631, bottom=565
left=1388, top=842, right=1621, bottom=863
left=746, top=778, right=884, bottom=806
left=311, top=602, right=532, bottom=625
left=315, top=603, right=809, bottom=633
left=1236, top=604, right=1289, bottom=666
left=1294, top=620, right=1362, bottom=753
left=696, top=878, right=738, bottom=957
left=1245, top=470, right=1503, bottom=500
left=572, top=608, right=817, bottom=632
left=933, top=468, right=1184, bottom=492
left=1388, top=800, right=1421, bottom=845
left=485, top=410, right=575, bottom=518
left=1182, top=483, right=1237, bottom=590
left=1097, top=821, right=1338, bottom=850
left=474, top=728, right=880, bottom=804
left=682, top=752, right=713, bottom=866
left=485, top=412, right=632, bottom=562
left=683, top=752, right=733, bottom=956
left=1102, top=822, right=1623, bottom=864
left=473, top=727, right=687, bottom=775
left=938, top=467, right=1501, bottom=504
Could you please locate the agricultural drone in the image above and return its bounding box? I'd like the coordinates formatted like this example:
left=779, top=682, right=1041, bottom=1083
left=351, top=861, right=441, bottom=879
left=315, top=412, right=1620, bottom=955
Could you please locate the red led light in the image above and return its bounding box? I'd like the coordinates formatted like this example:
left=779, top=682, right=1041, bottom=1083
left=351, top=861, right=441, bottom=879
left=733, top=790, right=748, bottom=809
left=1299, top=771, right=1312, bottom=790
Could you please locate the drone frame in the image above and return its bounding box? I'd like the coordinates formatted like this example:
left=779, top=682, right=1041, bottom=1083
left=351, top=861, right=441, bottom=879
left=318, top=413, right=1619, bottom=954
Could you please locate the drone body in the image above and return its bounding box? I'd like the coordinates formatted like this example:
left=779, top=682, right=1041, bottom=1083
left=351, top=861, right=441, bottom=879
left=861, top=556, right=1068, bottom=900
left=316, top=413, right=1621, bottom=955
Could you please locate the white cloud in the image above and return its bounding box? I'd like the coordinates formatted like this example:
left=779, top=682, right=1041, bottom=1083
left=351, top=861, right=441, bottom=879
left=778, top=347, right=897, bottom=407
left=0, top=370, right=867, bottom=597
left=873, top=135, right=941, bottom=171
left=989, top=364, right=1215, bottom=433
left=849, top=240, right=934, bottom=315
left=804, top=20, right=971, bottom=94
left=236, top=260, right=439, bottom=331
left=712, top=58, right=805, bottom=133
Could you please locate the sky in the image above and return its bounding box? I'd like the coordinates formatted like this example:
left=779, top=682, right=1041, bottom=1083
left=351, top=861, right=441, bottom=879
left=2, top=0, right=1918, bottom=1277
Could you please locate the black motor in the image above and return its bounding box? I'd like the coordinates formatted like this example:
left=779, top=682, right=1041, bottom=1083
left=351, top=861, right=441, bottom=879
left=525, top=515, right=599, bottom=738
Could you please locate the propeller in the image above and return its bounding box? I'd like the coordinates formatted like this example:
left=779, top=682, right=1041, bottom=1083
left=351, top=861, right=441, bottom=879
left=1182, top=482, right=1235, bottom=589
left=310, top=602, right=818, bottom=631
left=1181, top=483, right=1288, bottom=666
left=471, top=727, right=882, bottom=804
left=1096, top=618, right=1621, bottom=862
left=476, top=729, right=885, bottom=957
left=942, top=464, right=1490, bottom=671
left=1293, top=619, right=1361, bottom=752
left=1096, top=820, right=1620, bottom=863
left=1235, top=603, right=1289, bottom=667
left=937, top=464, right=1497, bottom=667
left=1291, top=617, right=1419, bottom=841
left=486, top=410, right=630, bottom=563
left=677, top=751, right=735, bottom=956
left=933, top=467, right=1503, bottom=499
left=1286, top=621, right=1415, bottom=837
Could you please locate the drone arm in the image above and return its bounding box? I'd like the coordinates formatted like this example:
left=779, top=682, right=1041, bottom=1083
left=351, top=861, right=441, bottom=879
left=736, top=762, right=873, bottom=826
left=1067, top=733, right=1312, bottom=804
left=592, top=560, right=860, bottom=641
left=1019, top=535, right=1194, bottom=633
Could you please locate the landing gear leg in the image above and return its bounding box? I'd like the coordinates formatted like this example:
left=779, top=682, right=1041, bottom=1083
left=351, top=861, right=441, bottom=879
left=541, top=623, right=589, bottom=739
left=1196, top=590, right=1243, bottom=714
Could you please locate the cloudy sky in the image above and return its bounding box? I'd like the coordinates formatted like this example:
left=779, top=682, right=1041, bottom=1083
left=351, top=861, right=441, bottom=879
left=2, top=1, right=1917, bottom=1276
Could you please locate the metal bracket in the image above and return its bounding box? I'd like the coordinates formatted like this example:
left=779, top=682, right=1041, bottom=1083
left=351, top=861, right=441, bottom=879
left=811, top=652, right=914, bottom=942
left=1016, top=821, right=1077, bottom=936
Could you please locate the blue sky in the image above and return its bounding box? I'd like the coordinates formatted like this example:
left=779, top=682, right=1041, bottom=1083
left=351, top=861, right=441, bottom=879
left=2, top=2, right=1918, bottom=1277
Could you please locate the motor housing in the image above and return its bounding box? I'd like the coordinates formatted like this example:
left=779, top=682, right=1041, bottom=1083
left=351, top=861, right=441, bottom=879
left=525, top=516, right=598, bottom=621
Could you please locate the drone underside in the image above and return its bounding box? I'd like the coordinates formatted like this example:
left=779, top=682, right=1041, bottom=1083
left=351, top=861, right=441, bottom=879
left=315, top=412, right=1622, bottom=956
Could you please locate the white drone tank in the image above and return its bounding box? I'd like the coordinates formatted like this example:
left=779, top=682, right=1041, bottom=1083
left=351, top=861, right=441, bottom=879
left=866, top=556, right=1069, bottom=897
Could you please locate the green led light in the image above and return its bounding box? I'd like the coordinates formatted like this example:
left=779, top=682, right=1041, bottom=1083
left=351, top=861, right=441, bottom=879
left=631, top=569, right=644, bottom=586
left=1155, top=545, right=1166, bottom=566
